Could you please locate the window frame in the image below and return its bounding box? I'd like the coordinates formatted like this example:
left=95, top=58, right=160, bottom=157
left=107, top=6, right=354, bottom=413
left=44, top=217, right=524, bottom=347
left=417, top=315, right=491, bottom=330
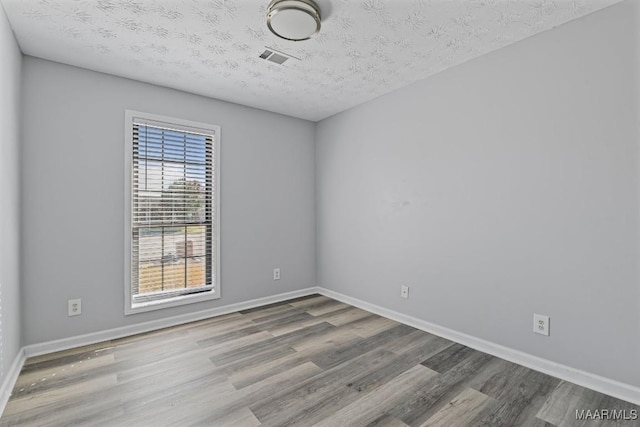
left=124, top=110, right=221, bottom=315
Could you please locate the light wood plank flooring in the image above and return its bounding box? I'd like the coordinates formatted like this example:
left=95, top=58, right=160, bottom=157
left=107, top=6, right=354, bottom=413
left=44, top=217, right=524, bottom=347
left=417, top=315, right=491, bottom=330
left=2, top=295, right=638, bottom=426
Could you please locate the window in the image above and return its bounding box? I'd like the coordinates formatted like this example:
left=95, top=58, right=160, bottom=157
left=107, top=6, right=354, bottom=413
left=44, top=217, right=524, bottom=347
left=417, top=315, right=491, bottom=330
left=124, top=111, right=220, bottom=314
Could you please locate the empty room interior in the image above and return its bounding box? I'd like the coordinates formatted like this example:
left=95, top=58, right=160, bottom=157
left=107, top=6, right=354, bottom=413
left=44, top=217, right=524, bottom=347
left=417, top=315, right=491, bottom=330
left=0, top=0, right=639, bottom=425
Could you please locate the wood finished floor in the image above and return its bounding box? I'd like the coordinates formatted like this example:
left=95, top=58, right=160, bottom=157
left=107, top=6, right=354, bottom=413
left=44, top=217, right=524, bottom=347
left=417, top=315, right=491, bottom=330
left=2, top=294, right=638, bottom=427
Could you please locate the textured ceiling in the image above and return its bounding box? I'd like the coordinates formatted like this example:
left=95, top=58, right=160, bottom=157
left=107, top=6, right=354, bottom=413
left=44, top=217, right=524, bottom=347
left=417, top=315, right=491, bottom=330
left=1, top=0, right=621, bottom=121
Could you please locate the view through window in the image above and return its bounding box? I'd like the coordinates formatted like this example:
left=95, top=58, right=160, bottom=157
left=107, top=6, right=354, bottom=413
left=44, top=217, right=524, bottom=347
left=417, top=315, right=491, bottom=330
left=126, top=112, right=219, bottom=312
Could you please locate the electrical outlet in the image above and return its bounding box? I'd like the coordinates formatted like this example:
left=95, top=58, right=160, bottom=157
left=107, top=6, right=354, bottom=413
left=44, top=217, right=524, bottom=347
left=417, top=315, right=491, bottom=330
left=400, top=285, right=409, bottom=299
left=273, top=268, right=281, bottom=280
left=533, top=313, right=549, bottom=336
left=68, top=299, right=82, bottom=316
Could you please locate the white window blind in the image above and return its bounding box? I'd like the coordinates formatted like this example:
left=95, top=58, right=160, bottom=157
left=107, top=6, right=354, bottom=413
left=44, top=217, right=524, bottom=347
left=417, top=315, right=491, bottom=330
left=126, top=112, right=219, bottom=313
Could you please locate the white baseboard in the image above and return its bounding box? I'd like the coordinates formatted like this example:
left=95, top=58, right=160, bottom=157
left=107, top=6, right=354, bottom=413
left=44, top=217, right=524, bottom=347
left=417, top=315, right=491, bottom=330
left=23, top=287, right=320, bottom=358
left=317, top=287, right=640, bottom=406
left=0, top=348, right=26, bottom=418
left=12, top=285, right=639, bottom=410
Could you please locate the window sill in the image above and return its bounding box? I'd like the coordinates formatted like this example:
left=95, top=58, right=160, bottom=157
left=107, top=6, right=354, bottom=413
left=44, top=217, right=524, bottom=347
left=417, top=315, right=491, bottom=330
left=125, top=289, right=220, bottom=315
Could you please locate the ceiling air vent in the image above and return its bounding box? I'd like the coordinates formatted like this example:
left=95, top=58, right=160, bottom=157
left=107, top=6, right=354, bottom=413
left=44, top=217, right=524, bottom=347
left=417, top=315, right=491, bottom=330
left=259, top=48, right=300, bottom=65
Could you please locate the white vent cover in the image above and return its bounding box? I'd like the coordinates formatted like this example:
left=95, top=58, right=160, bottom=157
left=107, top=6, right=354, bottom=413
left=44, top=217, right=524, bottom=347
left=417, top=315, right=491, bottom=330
left=259, top=48, right=300, bottom=65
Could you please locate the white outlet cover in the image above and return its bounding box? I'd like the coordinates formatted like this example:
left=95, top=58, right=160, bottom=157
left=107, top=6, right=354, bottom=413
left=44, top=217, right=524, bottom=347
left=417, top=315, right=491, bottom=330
left=533, top=313, right=549, bottom=336
left=400, top=285, right=409, bottom=299
left=68, top=298, right=82, bottom=316
left=273, top=268, right=281, bottom=280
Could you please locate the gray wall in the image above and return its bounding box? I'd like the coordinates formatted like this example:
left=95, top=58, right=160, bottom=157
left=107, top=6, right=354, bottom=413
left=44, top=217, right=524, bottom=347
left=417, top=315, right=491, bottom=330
left=21, top=57, right=316, bottom=345
left=316, top=1, right=640, bottom=386
left=0, top=3, right=21, bottom=384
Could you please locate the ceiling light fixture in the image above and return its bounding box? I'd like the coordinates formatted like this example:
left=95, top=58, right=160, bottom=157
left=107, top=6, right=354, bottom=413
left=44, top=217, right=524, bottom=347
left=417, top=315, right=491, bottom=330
left=267, top=0, right=321, bottom=42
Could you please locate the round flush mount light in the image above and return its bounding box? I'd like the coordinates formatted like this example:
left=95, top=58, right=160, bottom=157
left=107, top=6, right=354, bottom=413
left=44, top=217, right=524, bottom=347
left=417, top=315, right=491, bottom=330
left=267, top=0, right=321, bottom=41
